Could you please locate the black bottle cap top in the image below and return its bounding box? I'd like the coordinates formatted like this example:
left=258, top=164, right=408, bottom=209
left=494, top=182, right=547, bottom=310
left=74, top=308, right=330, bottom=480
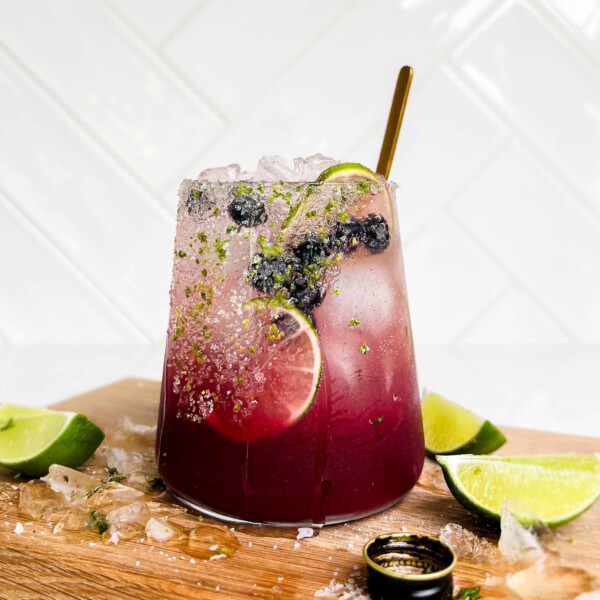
left=363, top=532, right=457, bottom=599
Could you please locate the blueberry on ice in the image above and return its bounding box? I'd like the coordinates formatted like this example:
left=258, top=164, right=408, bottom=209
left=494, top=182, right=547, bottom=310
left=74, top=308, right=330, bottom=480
left=329, top=218, right=364, bottom=252
left=291, top=236, right=330, bottom=263
left=289, top=282, right=326, bottom=312
left=248, top=254, right=288, bottom=293
left=361, top=213, right=390, bottom=253
left=228, top=193, right=268, bottom=227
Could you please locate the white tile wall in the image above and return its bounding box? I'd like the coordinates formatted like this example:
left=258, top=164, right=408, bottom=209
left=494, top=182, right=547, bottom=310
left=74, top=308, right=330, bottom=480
left=0, top=0, right=599, bottom=433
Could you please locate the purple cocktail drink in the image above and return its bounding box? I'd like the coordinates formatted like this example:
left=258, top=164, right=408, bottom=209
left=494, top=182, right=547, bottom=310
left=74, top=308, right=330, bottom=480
left=157, top=164, right=424, bottom=525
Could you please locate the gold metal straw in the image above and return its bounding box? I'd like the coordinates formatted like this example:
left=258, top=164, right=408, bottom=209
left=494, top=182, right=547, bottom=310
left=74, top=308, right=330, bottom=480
left=376, top=66, right=414, bottom=179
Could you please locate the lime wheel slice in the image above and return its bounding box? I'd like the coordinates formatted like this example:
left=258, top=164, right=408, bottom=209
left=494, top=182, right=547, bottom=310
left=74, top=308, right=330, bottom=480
left=316, top=162, right=379, bottom=183
left=422, top=389, right=506, bottom=456
left=437, top=453, right=600, bottom=526
left=207, top=304, right=322, bottom=442
left=0, top=404, right=104, bottom=477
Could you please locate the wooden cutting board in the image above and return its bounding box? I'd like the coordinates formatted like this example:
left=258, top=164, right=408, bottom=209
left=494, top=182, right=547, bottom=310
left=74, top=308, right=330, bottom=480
left=0, top=378, right=598, bottom=599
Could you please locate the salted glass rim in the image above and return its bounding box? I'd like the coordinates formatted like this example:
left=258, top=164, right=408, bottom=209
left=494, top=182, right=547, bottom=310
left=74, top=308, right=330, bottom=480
left=181, top=179, right=398, bottom=191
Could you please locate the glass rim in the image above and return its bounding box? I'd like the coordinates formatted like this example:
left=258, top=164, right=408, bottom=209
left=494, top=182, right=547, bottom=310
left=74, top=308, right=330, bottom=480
left=182, top=178, right=398, bottom=190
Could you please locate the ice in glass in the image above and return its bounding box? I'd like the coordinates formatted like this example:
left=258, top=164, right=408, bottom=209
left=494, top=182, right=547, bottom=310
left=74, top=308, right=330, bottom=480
left=157, top=160, right=424, bottom=525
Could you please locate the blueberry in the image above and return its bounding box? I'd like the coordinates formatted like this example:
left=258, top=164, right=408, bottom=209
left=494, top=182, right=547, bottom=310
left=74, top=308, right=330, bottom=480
left=329, top=218, right=364, bottom=252
left=291, top=236, right=331, bottom=263
left=228, top=193, right=268, bottom=227
left=361, top=213, right=390, bottom=253
left=185, top=188, right=205, bottom=214
left=289, top=282, right=326, bottom=312
left=248, top=254, right=289, bottom=293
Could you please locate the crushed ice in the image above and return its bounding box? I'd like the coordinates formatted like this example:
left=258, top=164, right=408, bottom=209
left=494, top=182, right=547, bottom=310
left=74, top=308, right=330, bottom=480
left=199, top=154, right=337, bottom=183
left=507, top=562, right=594, bottom=599
left=112, top=416, right=157, bottom=442
left=439, top=523, right=497, bottom=564
left=145, top=517, right=178, bottom=542
left=297, top=527, right=314, bottom=540
left=498, top=500, right=554, bottom=562
left=105, top=447, right=144, bottom=477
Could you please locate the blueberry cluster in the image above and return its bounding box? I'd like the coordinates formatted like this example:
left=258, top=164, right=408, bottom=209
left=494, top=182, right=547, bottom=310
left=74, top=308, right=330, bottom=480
left=228, top=193, right=268, bottom=227
left=247, top=212, right=391, bottom=314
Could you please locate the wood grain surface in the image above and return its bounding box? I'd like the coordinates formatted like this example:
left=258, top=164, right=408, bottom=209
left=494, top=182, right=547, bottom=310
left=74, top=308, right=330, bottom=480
left=0, top=378, right=598, bottom=599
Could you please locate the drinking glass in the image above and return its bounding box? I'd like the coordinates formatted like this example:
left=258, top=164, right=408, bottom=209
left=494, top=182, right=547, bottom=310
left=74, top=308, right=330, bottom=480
left=157, top=176, right=424, bottom=525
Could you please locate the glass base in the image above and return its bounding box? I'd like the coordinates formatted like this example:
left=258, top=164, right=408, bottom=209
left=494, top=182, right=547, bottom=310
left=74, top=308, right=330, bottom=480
left=167, top=487, right=405, bottom=528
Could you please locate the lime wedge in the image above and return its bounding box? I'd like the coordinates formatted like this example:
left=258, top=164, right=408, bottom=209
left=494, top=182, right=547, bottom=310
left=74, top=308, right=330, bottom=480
left=437, top=453, right=600, bottom=526
left=207, top=304, right=322, bottom=441
left=0, top=404, right=104, bottom=477
left=316, top=162, right=379, bottom=183
left=422, top=390, right=506, bottom=456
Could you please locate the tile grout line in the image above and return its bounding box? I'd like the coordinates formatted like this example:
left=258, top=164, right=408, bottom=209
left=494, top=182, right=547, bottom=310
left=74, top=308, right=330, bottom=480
left=315, top=0, right=514, bottom=164
left=401, top=136, right=514, bottom=248
left=0, top=185, right=154, bottom=343
left=444, top=60, right=600, bottom=225
left=0, top=39, right=174, bottom=226
left=100, top=0, right=229, bottom=126
left=445, top=207, right=579, bottom=342
left=524, top=0, right=600, bottom=69
left=448, top=284, right=512, bottom=343
left=153, top=0, right=366, bottom=199
left=156, top=0, right=210, bottom=50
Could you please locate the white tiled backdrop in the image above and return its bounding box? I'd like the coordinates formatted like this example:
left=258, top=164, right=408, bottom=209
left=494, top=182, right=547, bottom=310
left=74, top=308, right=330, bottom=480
left=0, top=0, right=599, bottom=436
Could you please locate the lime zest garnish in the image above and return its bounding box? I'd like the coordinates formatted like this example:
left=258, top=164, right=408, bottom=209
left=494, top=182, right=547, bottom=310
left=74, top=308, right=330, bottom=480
left=243, top=294, right=293, bottom=312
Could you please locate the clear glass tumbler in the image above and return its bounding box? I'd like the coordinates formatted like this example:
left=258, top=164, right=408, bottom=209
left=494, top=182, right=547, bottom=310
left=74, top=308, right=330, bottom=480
left=156, top=176, right=424, bottom=525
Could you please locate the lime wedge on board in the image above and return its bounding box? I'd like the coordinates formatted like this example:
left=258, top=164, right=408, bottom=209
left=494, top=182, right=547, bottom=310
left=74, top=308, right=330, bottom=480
left=0, top=404, right=104, bottom=477
left=422, top=389, right=506, bottom=456
left=437, top=453, right=600, bottom=527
